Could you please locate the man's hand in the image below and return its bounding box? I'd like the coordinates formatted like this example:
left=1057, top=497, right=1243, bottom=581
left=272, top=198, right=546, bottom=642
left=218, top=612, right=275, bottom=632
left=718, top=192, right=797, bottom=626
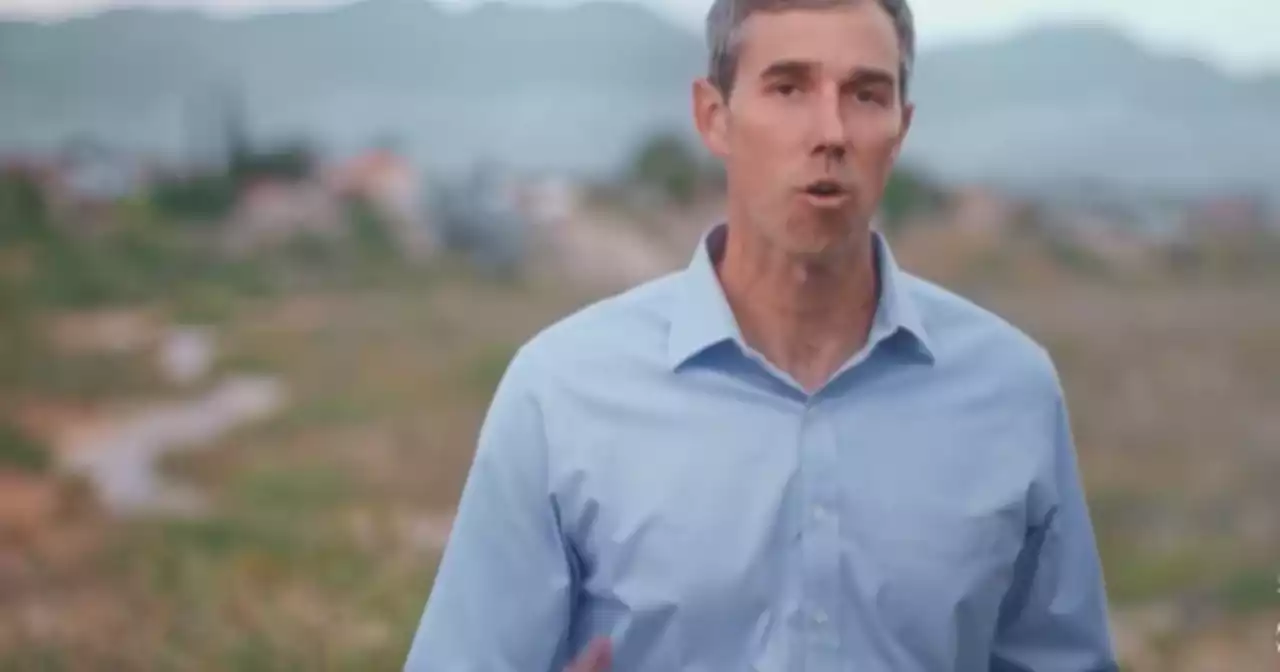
left=564, top=637, right=612, bottom=672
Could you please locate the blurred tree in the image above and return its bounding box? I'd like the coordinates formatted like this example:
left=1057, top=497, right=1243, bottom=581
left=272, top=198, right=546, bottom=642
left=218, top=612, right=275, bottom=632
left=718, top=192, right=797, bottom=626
left=219, top=82, right=253, bottom=173
left=627, top=131, right=703, bottom=205
left=150, top=173, right=238, bottom=221
left=432, top=168, right=529, bottom=278
left=345, top=196, right=397, bottom=260
left=0, top=171, right=53, bottom=244
left=158, top=82, right=317, bottom=221
left=880, top=166, right=946, bottom=231
left=0, top=422, right=52, bottom=474
left=230, top=141, right=317, bottom=183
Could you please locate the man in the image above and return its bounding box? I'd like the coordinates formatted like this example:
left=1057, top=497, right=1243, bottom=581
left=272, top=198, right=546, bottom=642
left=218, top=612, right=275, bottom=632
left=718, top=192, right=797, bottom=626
left=405, top=0, right=1120, bottom=669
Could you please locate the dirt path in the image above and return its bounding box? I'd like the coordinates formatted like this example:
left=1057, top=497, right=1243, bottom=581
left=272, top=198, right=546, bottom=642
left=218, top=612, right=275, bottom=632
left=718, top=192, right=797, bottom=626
left=40, top=325, right=290, bottom=517
left=59, top=375, right=285, bottom=516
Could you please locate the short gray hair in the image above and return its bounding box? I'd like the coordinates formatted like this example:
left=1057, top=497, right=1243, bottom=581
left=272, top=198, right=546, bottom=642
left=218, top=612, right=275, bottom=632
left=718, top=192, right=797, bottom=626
left=705, top=0, right=915, bottom=101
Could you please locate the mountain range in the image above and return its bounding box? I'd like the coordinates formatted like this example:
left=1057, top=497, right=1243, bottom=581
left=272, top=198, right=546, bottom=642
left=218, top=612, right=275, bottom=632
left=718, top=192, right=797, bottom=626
left=2, top=0, right=1278, bottom=199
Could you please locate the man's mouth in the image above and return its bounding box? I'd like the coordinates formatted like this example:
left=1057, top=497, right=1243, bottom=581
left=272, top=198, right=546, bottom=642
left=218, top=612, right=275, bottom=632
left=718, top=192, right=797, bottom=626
left=802, top=180, right=848, bottom=199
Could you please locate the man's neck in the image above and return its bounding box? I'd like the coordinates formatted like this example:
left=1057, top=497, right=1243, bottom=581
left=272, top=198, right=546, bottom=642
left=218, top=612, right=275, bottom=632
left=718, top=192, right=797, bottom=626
left=715, top=224, right=880, bottom=393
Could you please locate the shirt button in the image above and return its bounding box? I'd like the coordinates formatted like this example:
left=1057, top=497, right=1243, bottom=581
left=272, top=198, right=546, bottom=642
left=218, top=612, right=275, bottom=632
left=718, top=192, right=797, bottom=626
left=813, top=506, right=830, bottom=522
left=812, top=610, right=828, bottom=625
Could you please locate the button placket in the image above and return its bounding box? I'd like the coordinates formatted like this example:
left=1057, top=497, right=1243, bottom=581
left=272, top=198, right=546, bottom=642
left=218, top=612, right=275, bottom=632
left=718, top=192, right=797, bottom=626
left=799, top=403, right=842, bottom=666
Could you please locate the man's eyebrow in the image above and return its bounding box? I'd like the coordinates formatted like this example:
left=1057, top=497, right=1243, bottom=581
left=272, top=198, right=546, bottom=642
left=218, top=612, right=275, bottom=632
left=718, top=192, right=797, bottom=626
left=759, top=59, right=814, bottom=80
left=759, top=61, right=898, bottom=90
left=843, top=67, right=896, bottom=88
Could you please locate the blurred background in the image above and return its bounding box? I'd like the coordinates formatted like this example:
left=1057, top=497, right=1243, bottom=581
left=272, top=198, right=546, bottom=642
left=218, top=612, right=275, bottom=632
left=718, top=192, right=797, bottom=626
left=0, top=0, right=1278, bottom=669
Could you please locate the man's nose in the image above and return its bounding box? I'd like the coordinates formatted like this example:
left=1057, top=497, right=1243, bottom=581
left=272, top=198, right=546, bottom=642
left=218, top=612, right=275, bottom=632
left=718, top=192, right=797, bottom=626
left=810, top=84, right=849, bottom=159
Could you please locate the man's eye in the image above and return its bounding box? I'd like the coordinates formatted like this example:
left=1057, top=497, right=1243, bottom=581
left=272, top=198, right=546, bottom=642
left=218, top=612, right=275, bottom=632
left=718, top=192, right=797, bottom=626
left=855, top=89, right=887, bottom=105
left=775, top=83, right=798, bottom=96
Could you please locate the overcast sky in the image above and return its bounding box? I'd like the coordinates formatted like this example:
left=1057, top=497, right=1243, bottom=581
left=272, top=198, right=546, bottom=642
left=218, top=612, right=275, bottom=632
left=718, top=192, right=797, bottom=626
left=2, top=0, right=1277, bottom=75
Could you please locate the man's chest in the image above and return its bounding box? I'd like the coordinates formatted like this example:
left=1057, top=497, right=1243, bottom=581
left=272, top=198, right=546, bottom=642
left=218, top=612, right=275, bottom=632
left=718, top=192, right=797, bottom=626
left=546, top=391, right=1044, bottom=668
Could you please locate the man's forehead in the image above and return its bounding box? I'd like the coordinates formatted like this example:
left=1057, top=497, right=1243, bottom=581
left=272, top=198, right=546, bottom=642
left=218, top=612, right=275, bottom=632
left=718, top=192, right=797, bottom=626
left=735, top=5, right=901, bottom=74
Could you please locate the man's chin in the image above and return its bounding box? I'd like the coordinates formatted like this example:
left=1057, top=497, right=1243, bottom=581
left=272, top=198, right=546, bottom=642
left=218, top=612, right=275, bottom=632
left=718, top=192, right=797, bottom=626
left=775, top=237, right=855, bottom=266
left=779, top=213, right=864, bottom=255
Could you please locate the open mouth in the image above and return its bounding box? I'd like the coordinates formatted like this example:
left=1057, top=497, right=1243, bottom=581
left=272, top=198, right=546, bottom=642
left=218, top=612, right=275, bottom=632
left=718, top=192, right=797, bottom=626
left=802, top=180, right=848, bottom=201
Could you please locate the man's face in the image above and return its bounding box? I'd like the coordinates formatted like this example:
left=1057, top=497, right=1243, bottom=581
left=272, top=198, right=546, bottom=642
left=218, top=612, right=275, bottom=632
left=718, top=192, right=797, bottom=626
left=695, top=3, right=912, bottom=258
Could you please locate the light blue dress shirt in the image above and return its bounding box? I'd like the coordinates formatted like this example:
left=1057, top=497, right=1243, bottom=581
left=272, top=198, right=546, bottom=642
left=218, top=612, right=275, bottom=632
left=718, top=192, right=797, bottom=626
left=405, top=224, right=1119, bottom=672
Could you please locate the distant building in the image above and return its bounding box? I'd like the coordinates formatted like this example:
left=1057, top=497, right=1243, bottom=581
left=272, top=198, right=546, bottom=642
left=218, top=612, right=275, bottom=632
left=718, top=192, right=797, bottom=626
left=512, top=175, right=584, bottom=227
left=432, top=165, right=531, bottom=275
left=2, top=144, right=148, bottom=213
left=947, top=186, right=1020, bottom=237
left=326, top=149, right=436, bottom=260
left=0, top=158, right=60, bottom=193
left=1185, top=195, right=1270, bottom=239
left=225, top=177, right=346, bottom=253
left=58, top=141, right=148, bottom=205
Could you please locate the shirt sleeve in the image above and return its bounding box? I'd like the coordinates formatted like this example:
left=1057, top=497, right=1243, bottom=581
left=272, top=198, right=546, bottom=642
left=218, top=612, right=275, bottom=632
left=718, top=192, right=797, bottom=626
left=989, top=386, right=1121, bottom=672
left=404, top=347, right=578, bottom=672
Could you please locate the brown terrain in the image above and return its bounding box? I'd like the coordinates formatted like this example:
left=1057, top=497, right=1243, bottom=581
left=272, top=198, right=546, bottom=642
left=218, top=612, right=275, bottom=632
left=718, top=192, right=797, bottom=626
left=1, top=191, right=1277, bottom=670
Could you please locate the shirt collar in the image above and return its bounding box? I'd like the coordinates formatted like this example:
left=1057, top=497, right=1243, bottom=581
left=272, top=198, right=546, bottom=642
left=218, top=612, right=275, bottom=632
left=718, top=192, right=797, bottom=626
left=665, top=222, right=935, bottom=371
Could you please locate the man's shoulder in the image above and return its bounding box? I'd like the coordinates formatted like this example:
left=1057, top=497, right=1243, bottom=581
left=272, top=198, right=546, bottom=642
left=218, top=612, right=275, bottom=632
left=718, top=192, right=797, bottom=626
left=902, top=272, right=1061, bottom=391
left=512, top=270, right=685, bottom=372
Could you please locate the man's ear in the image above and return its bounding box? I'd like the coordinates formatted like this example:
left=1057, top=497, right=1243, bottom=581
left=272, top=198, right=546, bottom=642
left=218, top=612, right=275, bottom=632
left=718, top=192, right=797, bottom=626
left=890, top=100, right=914, bottom=163
left=693, top=78, right=730, bottom=159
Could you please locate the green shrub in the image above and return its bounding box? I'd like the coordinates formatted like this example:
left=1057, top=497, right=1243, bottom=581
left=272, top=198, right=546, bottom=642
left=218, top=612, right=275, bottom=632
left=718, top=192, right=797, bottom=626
left=0, top=422, right=52, bottom=473
left=0, top=172, right=54, bottom=244
left=150, top=175, right=238, bottom=221
left=346, top=198, right=397, bottom=260
left=880, top=167, right=946, bottom=230
left=1216, top=566, right=1279, bottom=613
left=627, top=131, right=709, bottom=205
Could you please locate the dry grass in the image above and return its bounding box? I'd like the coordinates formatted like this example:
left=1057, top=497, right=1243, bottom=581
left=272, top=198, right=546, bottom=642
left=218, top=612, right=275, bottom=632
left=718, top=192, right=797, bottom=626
left=960, top=277, right=1280, bottom=670
left=1, top=239, right=1276, bottom=669
left=0, top=270, right=592, bottom=669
